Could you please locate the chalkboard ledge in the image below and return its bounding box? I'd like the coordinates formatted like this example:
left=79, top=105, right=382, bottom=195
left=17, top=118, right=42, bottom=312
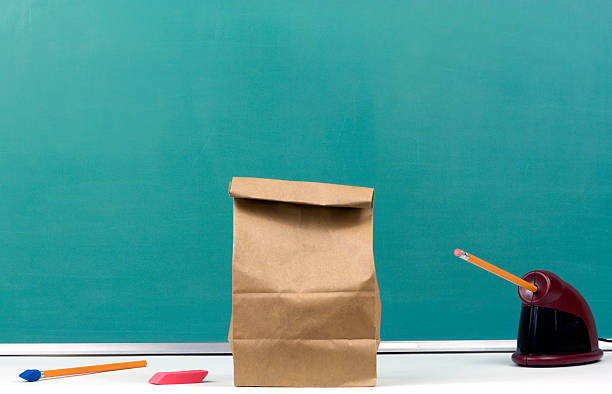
left=2, top=340, right=610, bottom=356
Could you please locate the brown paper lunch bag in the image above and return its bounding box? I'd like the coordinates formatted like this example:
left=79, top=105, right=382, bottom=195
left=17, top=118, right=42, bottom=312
left=228, top=177, right=381, bottom=387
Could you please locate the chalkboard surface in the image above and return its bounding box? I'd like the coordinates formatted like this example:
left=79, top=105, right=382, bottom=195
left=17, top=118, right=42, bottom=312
left=1, top=1, right=610, bottom=342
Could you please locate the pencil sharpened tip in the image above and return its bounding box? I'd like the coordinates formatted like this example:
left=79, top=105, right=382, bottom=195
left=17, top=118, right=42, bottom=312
left=19, top=369, right=42, bottom=382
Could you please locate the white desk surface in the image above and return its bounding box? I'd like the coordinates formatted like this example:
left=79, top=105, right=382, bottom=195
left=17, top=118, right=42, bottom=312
left=1, top=353, right=610, bottom=393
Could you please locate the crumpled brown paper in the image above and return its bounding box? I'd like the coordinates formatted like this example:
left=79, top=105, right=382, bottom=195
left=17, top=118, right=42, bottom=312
left=228, top=177, right=381, bottom=387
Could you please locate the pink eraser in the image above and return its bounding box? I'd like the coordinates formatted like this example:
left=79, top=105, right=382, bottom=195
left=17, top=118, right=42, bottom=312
left=454, top=249, right=462, bottom=257
left=148, top=370, right=208, bottom=385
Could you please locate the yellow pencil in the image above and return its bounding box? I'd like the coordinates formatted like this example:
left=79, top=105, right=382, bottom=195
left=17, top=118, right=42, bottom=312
left=454, top=249, right=538, bottom=293
left=19, top=360, right=147, bottom=382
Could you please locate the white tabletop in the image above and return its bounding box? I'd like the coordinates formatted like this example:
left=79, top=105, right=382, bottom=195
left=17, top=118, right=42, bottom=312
left=1, top=353, right=610, bottom=393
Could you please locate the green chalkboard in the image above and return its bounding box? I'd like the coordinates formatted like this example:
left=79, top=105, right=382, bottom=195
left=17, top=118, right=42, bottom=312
left=1, top=1, right=610, bottom=343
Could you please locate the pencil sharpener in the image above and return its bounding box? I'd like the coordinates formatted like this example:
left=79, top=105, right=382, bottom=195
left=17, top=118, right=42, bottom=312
left=512, top=270, right=603, bottom=366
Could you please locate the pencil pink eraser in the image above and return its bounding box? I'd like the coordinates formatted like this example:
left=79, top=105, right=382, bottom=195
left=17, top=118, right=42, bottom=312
left=454, top=249, right=462, bottom=257
left=148, top=370, right=208, bottom=385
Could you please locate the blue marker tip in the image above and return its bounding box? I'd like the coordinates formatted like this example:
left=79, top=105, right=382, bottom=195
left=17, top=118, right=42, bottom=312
left=19, top=369, right=42, bottom=382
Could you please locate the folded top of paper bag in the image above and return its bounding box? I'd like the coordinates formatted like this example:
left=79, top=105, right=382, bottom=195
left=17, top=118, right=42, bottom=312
left=229, top=177, right=374, bottom=208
